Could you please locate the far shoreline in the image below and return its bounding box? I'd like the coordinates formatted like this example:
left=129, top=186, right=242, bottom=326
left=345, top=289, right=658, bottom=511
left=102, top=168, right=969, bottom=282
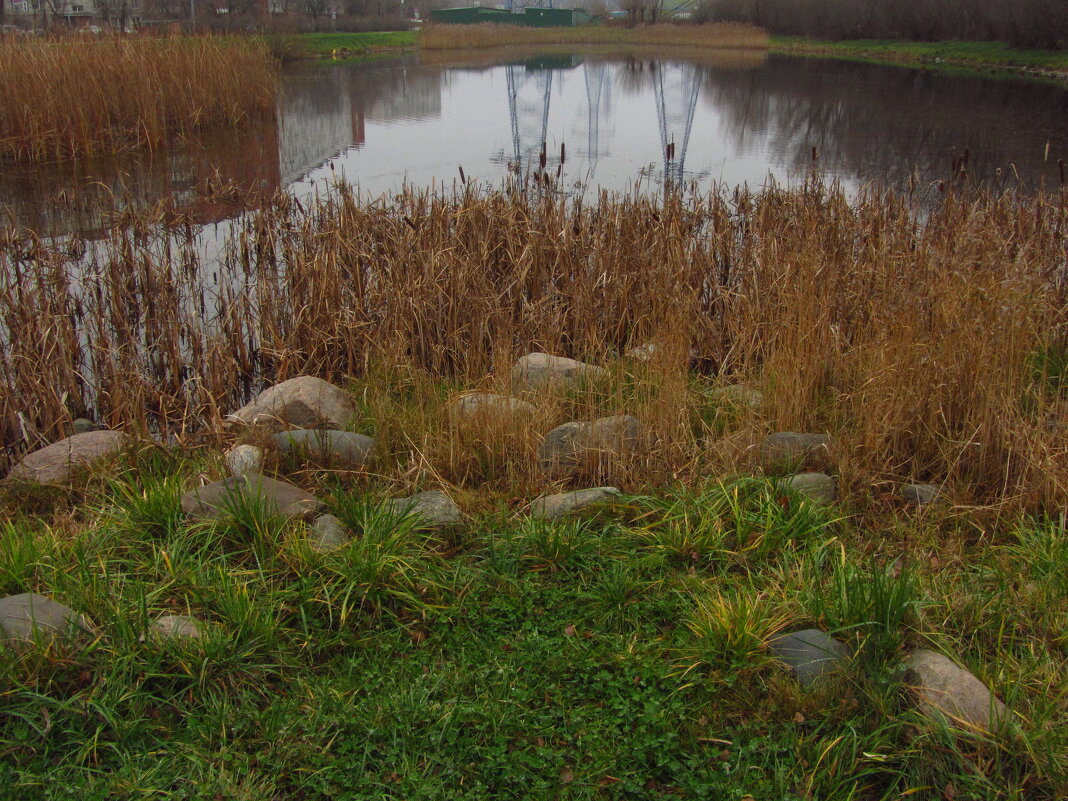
left=275, top=28, right=1068, bottom=84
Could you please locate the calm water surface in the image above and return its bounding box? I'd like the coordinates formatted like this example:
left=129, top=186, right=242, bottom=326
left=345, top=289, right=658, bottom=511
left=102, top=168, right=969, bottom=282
left=2, top=51, right=1066, bottom=234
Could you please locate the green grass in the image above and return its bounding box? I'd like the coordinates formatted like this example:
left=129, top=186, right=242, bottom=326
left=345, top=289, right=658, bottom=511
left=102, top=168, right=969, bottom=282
left=273, top=31, right=419, bottom=61
left=1, top=452, right=1065, bottom=799
left=772, top=37, right=1068, bottom=79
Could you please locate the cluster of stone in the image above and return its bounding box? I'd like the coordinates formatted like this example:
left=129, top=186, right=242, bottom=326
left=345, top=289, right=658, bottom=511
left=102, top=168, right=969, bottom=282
left=6, top=361, right=982, bottom=725
left=213, top=376, right=463, bottom=554
left=0, top=592, right=206, bottom=648
left=768, top=627, right=1007, bottom=732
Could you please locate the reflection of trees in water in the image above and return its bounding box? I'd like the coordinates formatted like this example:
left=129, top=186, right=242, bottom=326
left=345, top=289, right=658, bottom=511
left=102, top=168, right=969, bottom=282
left=702, top=57, right=1068, bottom=189
left=617, top=58, right=659, bottom=95
left=0, top=119, right=281, bottom=238
left=1, top=59, right=448, bottom=238
left=279, top=59, right=444, bottom=185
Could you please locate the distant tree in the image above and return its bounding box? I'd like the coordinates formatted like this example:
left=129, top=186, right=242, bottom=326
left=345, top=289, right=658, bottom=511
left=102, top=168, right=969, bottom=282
left=94, top=0, right=132, bottom=28
left=301, top=0, right=329, bottom=18
left=220, top=0, right=261, bottom=18
left=585, top=0, right=608, bottom=20
left=621, top=0, right=652, bottom=24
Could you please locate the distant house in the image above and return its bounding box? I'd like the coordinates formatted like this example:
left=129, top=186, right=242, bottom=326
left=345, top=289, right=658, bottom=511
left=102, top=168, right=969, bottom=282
left=5, top=0, right=144, bottom=29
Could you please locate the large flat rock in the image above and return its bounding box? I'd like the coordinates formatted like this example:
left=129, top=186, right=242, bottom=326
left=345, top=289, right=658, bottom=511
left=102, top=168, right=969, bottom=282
left=227, top=376, right=356, bottom=430
left=0, top=593, right=93, bottom=647
left=538, top=415, right=643, bottom=473
left=451, top=393, right=535, bottom=419
left=387, top=490, right=461, bottom=529
left=901, top=483, right=945, bottom=506
left=903, top=649, right=1007, bottom=732
left=7, top=430, right=126, bottom=484
left=307, top=513, right=352, bottom=553
left=783, top=472, right=837, bottom=504
left=529, top=487, right=622, bottom=520
left=511, top=353, right=608, bottom=393
left=181, top=473, right=325, bottom=522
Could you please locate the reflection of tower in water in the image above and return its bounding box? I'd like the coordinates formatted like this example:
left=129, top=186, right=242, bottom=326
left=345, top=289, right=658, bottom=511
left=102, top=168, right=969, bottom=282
left=654, top=62, right=703, bottom=187
left=498, top=58, right=704, bottom=189
left=582, top=62, right=609, bottom=171
left=506, top=63, right=554, bottom=174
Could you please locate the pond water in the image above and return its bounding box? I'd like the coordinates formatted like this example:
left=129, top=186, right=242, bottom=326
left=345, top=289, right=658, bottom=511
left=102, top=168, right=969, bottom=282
left=2, top=49, right=1066, bottom=235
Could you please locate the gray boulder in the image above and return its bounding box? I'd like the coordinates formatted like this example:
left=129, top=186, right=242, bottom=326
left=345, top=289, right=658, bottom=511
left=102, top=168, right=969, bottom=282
left=783, top=472, right=836, bottom=503
left=451, top=393, right=535, bottom=419
left=584, top=415, right=643, bottom=452
left=511, top=353, right=608, bottom=393
left=144, top=614, right=206, bottom=641
left=529, top=487, right=622, bottom=520
left=761, top=432, right=833, bottom=470
left=8, top=430, right=127, bottom=484
left=71, top=418, right=101, bottom=434
left=227, top=376, right=356, bottom=430
left=387, top=490, right=461, bottom=529
left=308, top=514, right=351, bottom=553
left=903, top=650, right=1007, bottom=732
left=224, top=444, right=265, bottom=477
left=901, top=483, right=944, bottom=506
left=538, top=422, right=586, bottom=471
left=0, top=593, right=93, bottom=647
left=273, top=429, right=375, bottom=469
left=538, top=415, right=643, bottom=473
left=769, top=629, right=849, bottom=687
left=180, top=473, right=325, bottom=522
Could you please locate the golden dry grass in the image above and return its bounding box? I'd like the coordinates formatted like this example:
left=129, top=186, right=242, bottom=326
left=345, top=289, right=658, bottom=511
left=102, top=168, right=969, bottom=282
left=1, top=181, right=1067, bottom=512
left=419, top=22, right=770, bottom=51
left=0, top=34, right=277, bottom=162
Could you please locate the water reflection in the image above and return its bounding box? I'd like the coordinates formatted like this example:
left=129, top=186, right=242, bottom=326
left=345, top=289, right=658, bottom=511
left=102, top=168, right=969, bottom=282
left=2, top=51, right=1065, bottom=236
left=704, top=56, right=1068, bottom=191
left=0, top=123, right=281, bottom=237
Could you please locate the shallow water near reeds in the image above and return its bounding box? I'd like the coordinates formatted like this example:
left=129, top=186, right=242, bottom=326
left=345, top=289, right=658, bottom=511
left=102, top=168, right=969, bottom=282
left=1, top=50, right=1066, bottom=236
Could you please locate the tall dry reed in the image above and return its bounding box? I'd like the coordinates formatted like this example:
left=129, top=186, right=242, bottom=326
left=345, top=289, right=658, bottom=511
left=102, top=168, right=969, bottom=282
left=1, top=181, right=1066, bottom=508
left=419, top=23, right=770, bottom=51
left=0, top=34, right=277, bottom=162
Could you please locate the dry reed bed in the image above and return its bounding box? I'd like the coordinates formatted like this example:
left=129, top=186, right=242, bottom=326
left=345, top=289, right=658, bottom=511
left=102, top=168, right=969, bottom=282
left=419, top=22, right=770, bottom=51
left=0, top=35, right=277, bottom=162
left=1, top=182, right=1066, bottom=510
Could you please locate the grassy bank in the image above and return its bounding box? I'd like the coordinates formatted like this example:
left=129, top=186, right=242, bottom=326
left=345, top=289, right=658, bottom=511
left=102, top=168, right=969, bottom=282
left=0, top=406, right=1065, bottom=797
left=0, top=35, right=277, bottom=162
left=1, top=180, right=1067, bottom=797
left=772, top=37, right=1068, bottom=80
left=419, top=23, right=769, bottom=50
left=275, top=30, right=419, bottom=61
